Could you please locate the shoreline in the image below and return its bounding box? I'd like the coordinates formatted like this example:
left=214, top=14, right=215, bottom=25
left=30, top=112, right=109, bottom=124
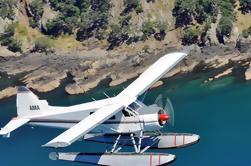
left=0, top=42, right=251, bottom=100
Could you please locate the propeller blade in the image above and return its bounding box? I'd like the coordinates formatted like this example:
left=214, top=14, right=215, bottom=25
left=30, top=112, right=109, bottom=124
left=164, top=97, right=175, bottom=126
left=154, top=94, right=163, bottom=108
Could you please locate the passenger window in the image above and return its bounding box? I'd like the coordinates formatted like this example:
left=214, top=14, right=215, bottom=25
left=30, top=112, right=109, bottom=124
left=89, top=112, right=94, bottom=115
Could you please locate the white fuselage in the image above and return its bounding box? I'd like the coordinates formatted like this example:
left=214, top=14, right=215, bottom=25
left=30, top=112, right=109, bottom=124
left=28, top=99, right=162, bottom=134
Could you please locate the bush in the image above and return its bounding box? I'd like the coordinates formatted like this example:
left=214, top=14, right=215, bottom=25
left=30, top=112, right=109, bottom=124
left=135, top=3, right=143, bottom=14
left=0, top=22, right=22, bottom=52
left=29, top=0, right=44, bottom=20
left=45, top=0, right=110, bottom=38
left=239, top=0, right=251, bottom=14
left=242, top=29, right=249, bottom=38
left=0, top=0, right=17, bottom=20
left=7, top=39, right=22, bottom=52
left=217, top=17, right=233, bottom=37
left=242, top=26, right=251, bottom=38
left=29, top=17, right=38, bottom=28
left=122, top=0, right=143, bottom=15
left=142, top=21, right=156, bottom=38
left=143, top=45, right=150, bottom=53
left=182, top=27, right=200, bottom=45
left=33, top=37, right=52, bottom=52
left=172, top=0, right=217, bottom=27
left=107, top=24, right=129, bottom=50
left=46, top=16, right=69, bottom=36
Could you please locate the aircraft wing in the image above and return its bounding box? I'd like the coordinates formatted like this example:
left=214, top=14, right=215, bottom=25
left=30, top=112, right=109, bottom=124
left=117, top=52, right=187, bottom=105
left=43, top=104, right=123, bottom=148
left=42, top=52, right=187, bottom=148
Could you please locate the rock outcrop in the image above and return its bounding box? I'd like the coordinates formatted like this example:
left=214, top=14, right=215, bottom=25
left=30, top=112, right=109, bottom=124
left=0, top=87, right=17, bottom=100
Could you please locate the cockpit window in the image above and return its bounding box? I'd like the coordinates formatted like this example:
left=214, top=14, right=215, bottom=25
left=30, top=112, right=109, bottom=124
left=122, top=109, right=132, bottom=117
left=128, top=102, right=141, bottom=111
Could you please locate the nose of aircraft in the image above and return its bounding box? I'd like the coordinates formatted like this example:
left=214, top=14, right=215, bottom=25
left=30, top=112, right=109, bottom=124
left=159, top=114, right=169, bottom=121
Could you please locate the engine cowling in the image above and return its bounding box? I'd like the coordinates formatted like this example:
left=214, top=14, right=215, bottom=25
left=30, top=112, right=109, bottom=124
left=139, top=110, right=169, bottom=132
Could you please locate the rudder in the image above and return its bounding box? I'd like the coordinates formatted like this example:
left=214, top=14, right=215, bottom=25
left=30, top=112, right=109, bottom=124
left=16, top=86, right=50, bottom=117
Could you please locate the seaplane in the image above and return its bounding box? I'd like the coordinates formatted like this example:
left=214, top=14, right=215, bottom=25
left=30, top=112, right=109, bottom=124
left=0, top=52, right=199, bottom=166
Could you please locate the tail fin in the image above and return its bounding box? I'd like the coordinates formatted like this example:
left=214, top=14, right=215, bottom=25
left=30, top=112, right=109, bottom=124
left=0, top=86, right=50, bottom=137
left=16, top=86, right=50, bottom=117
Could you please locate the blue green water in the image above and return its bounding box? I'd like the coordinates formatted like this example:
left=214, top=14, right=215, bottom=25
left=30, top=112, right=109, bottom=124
left=0, top=73, right=251, bottom=166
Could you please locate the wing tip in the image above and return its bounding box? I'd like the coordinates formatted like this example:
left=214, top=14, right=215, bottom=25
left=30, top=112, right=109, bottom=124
left=167, top=51, right=188, bottom=57
left=0, top=128, right=10, bottom=138
left=0, top=128, right=8, bottom=135
left=42, top=141, right=70, bottom=148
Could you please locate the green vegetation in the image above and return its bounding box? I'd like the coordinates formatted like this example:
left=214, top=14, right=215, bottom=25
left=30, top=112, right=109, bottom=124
left=242, top=26, right=251, bottom=38
left=0, top=0, right=250, bottom=52
left=142, top=21, right=156, bottom=39
left=107, top=23, right=129, bottom=50
left=45, top=0, right=111, bottom=40
left=28, top=0, right=44, bottom=28
left=173, top=0, right=237, bottom=44
left=143, top=45, right=150, bottom=53
left=216, top=0, right=236, bottom=40
left=173, top=0, right=217, bottom=27
left=239, top=0, right=251, bottom=14
left=0, top=0, right=17, bottom=20
left=217, top=17, right=233, bottom=37
left=0, top=23, right=22, bottom=52
left=182, top=27, right=201, bottom=45
left=33, top=37, right=53, bottom=53
left=122, top=0, right=143, bottom=15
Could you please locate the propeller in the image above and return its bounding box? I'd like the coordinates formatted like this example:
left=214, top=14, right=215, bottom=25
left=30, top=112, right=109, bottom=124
left=154, top=94, right=175, bottom=126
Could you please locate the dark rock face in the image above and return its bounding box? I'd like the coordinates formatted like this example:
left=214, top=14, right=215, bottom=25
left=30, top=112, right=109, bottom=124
left=154, top=30, right=166, bottom=41
left=236, top=37, right=251, bottom=53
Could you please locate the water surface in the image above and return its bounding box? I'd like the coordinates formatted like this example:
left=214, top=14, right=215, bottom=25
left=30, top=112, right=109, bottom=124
left=0, top=74, right=251, bottom=166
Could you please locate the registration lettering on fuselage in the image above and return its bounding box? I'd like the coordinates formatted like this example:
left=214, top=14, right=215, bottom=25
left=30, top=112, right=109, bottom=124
left=30, top=105, right=40, bottom=110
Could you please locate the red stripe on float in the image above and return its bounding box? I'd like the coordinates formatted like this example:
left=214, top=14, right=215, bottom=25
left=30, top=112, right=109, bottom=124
left=150, top=154, right=152, bottom=166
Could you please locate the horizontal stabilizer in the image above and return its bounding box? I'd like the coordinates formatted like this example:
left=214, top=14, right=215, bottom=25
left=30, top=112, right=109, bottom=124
left=0, top=118, right=30, bottom=137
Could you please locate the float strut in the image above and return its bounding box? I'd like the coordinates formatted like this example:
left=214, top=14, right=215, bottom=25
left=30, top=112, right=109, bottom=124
left=111, top=135, right=121, bottom=153
left=130, top=134, right=138, bottom=153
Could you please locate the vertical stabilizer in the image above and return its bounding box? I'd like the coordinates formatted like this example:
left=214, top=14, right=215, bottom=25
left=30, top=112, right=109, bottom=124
left=16, top=86, right=50, bottom=117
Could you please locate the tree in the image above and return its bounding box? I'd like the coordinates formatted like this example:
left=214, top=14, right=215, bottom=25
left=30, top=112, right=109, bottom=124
left=182, top=27, right=200, bottom=45
left=61, top=4, right=80, bottom=17
left=239, top=0, right=251, bottom=14
left=46, top=17, right=65, bottom=36
left=0, top=22, right=22, bottom=52
left=107, top=24, right=128, bottom=50
left=29, top=0, right=44, bottom=20
left=141, top=21, right=156, bottom=38
left=0, top=0, right=17, bottom=20
left=217, top=17, right=233, bottom=37
left=7, top=39, right=22, bottom=52
left=33, top=37, right=52, bottom=53
left=122, top=0, right=143, bottom=15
